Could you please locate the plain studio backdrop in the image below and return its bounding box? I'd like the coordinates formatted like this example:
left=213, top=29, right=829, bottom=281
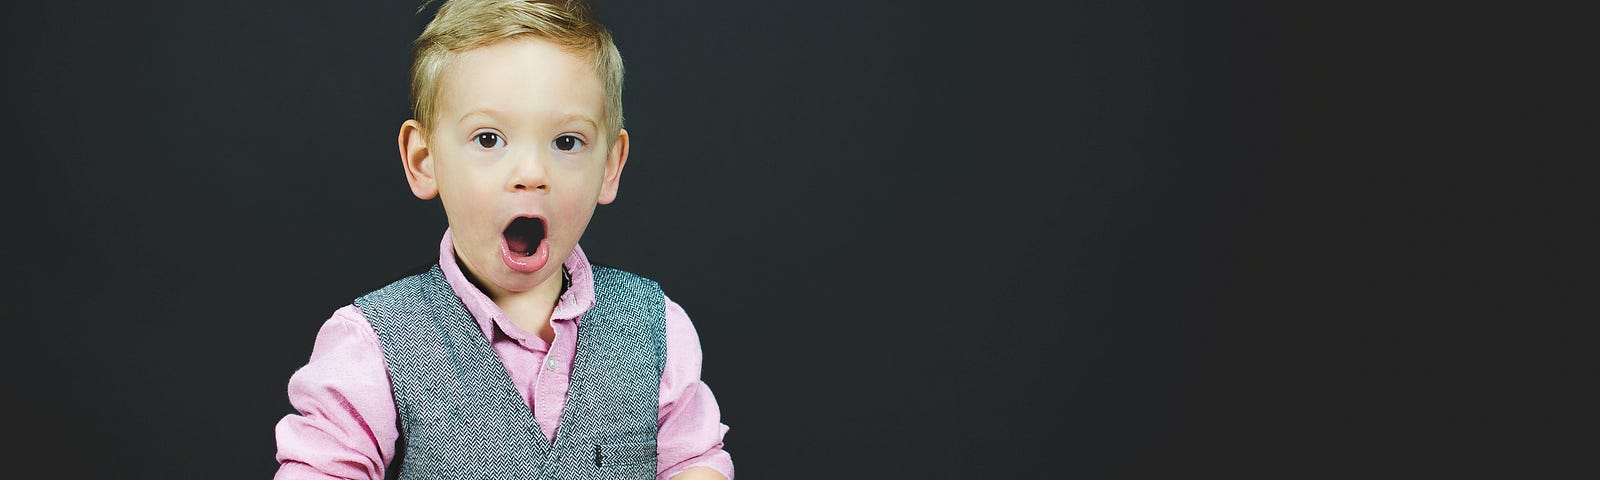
left=6, top=0, right=1582, bottom=478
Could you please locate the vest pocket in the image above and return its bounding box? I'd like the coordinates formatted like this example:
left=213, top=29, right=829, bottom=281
left=594, top=441, right=657, bottom=468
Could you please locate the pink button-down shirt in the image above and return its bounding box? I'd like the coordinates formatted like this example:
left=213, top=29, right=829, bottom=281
left=274, top=231, right=733, bottom=479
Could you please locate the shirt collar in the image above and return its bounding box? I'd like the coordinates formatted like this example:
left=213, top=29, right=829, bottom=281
left=436, top=228, right=597, bottom=343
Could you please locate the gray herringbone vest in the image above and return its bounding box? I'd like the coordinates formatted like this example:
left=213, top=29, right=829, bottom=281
left=355, top=264, right=665, bottom=480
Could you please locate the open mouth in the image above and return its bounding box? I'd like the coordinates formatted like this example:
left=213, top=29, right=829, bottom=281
left=503, top=216, right=546, bottom=257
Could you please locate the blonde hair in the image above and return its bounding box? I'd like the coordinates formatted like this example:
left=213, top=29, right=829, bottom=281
left=410, top=0, right=625, bottom=138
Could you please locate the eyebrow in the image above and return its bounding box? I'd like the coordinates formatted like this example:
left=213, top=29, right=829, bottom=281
left=456, top=109, right=599, bottom=132
left=561, top=114, right=599, bottom=132
left=456, top=109, right=504, bottom=126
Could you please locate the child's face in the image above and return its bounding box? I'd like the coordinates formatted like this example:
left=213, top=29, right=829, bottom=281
left=401, top=36, right=628, bottom=298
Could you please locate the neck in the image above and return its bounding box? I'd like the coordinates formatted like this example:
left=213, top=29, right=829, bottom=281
left=457, top=256, right=567, bottom=339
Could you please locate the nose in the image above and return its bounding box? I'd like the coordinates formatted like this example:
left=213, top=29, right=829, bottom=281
left=507, top=148, right=549, bottom=192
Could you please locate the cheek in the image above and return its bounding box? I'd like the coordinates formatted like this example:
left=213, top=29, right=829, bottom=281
left=549, top=158, right=607, bottom=205
left=553, top=200, right=592, bottom=228
left=435, top=166, right=501, bottom=236
left=550, top=193, right=599, bottom=242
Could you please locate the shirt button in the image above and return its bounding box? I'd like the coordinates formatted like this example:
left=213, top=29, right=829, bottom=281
left=545, top=357, right=558, bottom=370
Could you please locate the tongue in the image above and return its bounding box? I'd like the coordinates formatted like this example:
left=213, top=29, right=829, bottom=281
left=503, top=217, right=544, bottom=256
left=505, top=234, right=531, bottom=256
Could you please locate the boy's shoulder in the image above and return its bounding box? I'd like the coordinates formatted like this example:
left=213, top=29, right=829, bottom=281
left=588, top=261, right=656, bottom=285
left=586, top=262, right=666, bottom=306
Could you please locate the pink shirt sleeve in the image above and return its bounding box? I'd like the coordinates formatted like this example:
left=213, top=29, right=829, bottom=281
left=273, top=305, right=398, bottom=480
left=657, top=296, right=735, bottom=480
left=274, top=297, right=731, bottom=480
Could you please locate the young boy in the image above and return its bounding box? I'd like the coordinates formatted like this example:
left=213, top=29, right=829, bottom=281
left=273, top=1, right=732, bottom=479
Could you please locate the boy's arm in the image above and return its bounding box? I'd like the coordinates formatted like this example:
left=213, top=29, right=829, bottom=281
left=274, top=305, right=400, bottom=480
left=670, top=466, right=730, bottom=480
left=657, top=296, right=735, bottom=480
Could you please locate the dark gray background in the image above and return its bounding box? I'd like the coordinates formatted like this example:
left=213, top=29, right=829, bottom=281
left=5, top=0, right=1579, bottom=478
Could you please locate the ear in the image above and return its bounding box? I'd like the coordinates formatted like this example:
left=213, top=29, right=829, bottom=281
left=597, top=128, right=630, bottom=205
left=399, top=119, right=438, bottom=200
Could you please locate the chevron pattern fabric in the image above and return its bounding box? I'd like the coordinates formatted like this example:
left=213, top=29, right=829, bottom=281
left=356, top=264, right=665, bottom=479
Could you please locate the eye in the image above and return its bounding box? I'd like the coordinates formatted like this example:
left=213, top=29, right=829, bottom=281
left=474, top=132, right=504, bottom=149
left=552, top=134, right=585, bottom=152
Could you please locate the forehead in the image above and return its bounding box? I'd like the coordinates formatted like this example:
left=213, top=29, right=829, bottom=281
left=435, top=36, right=605, bottom=125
